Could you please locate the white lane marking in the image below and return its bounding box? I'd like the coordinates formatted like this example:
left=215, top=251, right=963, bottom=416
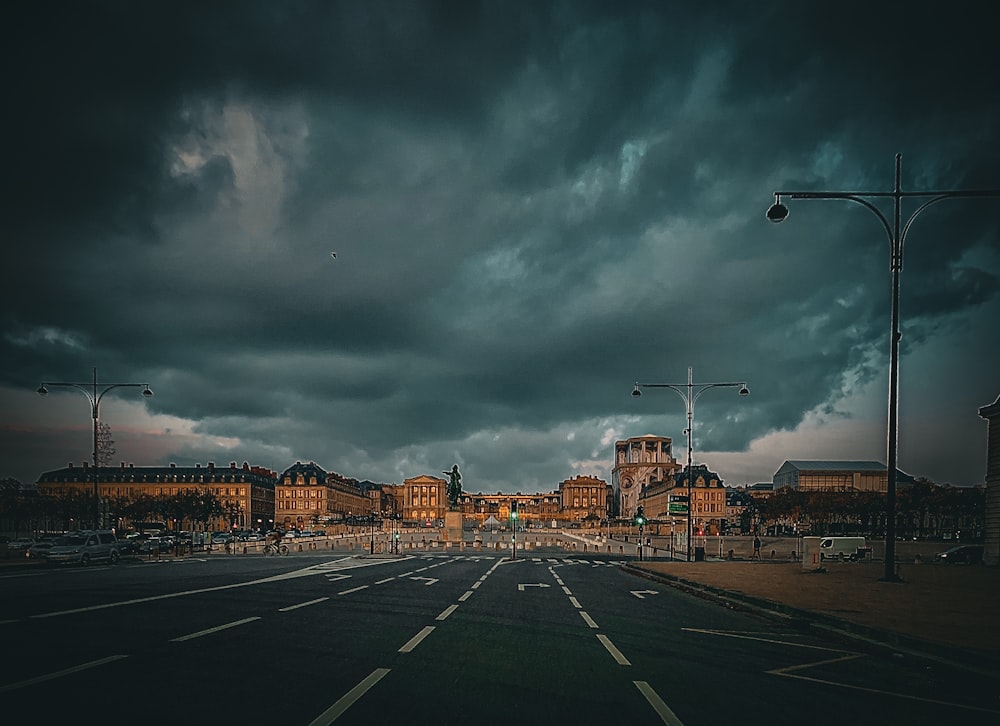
left=597, top=634, right=631, bottom=665
left=279, top=597, right=329, bottom=612
left=561, top=585, right=572, bottom=595
left=307, top=667, right=391, bottom=725
left=337, top=585, right=369, bottom=596
left=436, top=604, right=459, bottom=621
left=399, top=626, right=435, bottom=653
left=769, top=661, right=1000, bottom=714
left=634, top=681, right=685, bottom=725
left=683, top=628, right=855, bottom=653
left=631, top=590, right=659, bottom=599
left=569, top=596, right=582, bottom=609
left=28, top=557, right=381, bottom=619
left=0, top=655, right=127, bottom=693
left=171, top=616, right=260, bottom=642
left=471, top=581, right=482, bottom=589
left=375, top=577, right=395, bottom=585
left=458, top=590, right=474, bottom=602
left=410, top=577, right=439, bottom=585
left=580, top=611, right=599, bottom=629
left=517, top=583, right=550, bottom=591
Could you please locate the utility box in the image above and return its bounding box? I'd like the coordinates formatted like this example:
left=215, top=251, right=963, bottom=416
left=801, top=537, right=823, bottom=570
left=694, top=546, right=705, bottom=561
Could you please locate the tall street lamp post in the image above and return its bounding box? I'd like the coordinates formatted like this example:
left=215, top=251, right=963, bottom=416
left=37, top=367, right=153, bottom=530
left=633, top=367, right=749, bottom=562
left=767, top=153, right=1000, bottom=581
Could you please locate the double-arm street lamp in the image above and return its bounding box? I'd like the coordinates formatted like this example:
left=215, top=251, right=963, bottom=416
left=37, top=367, right=153, bottom=530
left=767, top=153, right=1000, bottom=581
left=633, top=367, right=749, bottom=561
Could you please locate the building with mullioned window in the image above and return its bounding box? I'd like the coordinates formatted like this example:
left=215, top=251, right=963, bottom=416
left=611, top=435, right=681, bottom=519
left=275, top=461, right=369, bottom=531
left=35, top=460, right=277, bottom=532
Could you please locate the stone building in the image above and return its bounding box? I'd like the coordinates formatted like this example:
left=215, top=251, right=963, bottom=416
left=402, top=474, right=448, bottom=525
left=558, top=474, right=611, bottom=522
left=275, top=461, right=368, bottom=531
left=639, top=463, right=727, bottom=534
left=611, top=435, right=681, bottom=518
left=35, top=460, right=277, bottom=532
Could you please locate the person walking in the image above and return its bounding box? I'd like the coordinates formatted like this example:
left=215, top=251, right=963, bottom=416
left=752, top=535, right=762, bottom=561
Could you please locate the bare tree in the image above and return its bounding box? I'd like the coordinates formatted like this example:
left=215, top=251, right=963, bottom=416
left=96, top=421, right=116, bottom=466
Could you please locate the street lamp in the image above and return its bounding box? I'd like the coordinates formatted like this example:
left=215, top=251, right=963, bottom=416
left=767, top=153, right=1000, bottom=581
left=38, top=367, right=153, bottom=530
left=633, top=366, right=749, bottom=562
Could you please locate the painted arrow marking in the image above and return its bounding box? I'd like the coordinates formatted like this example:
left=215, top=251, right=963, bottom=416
left=631, top=590, right=659, bottom=599
left=518, top=583, right=551, bottom=591
left=410, top=576, right=439, bottom=586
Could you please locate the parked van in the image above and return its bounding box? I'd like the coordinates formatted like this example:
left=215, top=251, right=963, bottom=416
left=819, top=536, right=867, bottom=561
left=46, top=529, right=120, bottom=566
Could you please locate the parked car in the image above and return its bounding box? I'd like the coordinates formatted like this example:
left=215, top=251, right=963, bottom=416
left=26, top=534, right=61, bottom=560
left=46, top=530, right=120, bottom=566
left=934, top=545, right=984, bottom=564
left=6, top=537, right=35, bottom=557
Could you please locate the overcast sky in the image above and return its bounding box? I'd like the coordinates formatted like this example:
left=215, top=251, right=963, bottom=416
left=3, top=1, right=999, bottom=493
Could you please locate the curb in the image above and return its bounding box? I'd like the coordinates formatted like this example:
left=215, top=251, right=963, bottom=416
left=621, top=563, right=1000, bottom=679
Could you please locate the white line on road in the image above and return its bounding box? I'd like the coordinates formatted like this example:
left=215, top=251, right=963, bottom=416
left=374, top=577, right=395, bottom=585
left=471, top=581, right=482, bottom=589
left=279, top=597, right=329, bottom=612
left=597, top=634, right=631, bottom=665
left=436, top=604, right=459, bottom=621
left=171, top=617, right=260, bottom=642
left=580, top=611, right=599, bottom=629
left=634, top=681, right=685, bottom=725
left=0, top=655, right=128, bottom=693
left=399, top=626, right=436, bottom=653
left=458, top=590, right=474, bottom=601
left=561, top=585, right=572, bottom=595
left=307, top=667, right=391, bottom=725
left=337, top=585, right=369, bottom=596
left=568, top=596, right=581, bottom=609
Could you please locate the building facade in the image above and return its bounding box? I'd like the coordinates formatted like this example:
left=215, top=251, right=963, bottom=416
left=612, top=435, right=681, bottom=518
left=35, top=460, right=277, bottom=532
left=772, top=460, right=912, bottom=492
left=639, top=464, right=727, bottom=534
left=275, top=461, right=369, bottom=531
left=402, top=474, right=448, bottom=525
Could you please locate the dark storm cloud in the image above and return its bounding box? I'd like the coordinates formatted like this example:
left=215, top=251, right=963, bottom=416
left=3, top=1, right=999, bottom=491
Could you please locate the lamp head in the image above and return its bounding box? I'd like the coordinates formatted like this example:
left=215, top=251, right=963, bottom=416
left=739, top=385, right=750, bottom=397
left=37, top=385, right=48, bottom=396
left=631, top=384, right=642, bottom=398
left=142, top=385, right=153, bottom=398
left=766, top=198, right=788, bottom=223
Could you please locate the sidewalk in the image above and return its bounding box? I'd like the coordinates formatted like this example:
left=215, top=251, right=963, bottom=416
left=626, top=558, right=1000, bottom=676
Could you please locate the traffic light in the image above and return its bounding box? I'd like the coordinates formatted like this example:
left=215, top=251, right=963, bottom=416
left=510, top=500, right=518, bottom=520
left=635, top=506, right=645, bottom=526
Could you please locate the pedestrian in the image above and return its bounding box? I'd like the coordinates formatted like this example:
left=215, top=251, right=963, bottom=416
left=752, top=535, right=762, bottom=561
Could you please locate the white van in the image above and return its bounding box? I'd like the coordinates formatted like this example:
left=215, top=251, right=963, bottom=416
left=819, top=536, right=867, bottom=561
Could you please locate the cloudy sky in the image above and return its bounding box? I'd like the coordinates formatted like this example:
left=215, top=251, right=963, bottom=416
left=3, top=1, right=999, bottom=493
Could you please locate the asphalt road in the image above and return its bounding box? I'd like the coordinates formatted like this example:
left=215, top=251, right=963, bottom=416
left=1, top=552, right=996, bottom=724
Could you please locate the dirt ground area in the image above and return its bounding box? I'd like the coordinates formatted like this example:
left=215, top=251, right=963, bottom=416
left=632, top=557, right=999, bottom=654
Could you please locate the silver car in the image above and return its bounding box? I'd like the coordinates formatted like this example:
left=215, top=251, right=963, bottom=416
left=46, top=530, right=120, bottom=566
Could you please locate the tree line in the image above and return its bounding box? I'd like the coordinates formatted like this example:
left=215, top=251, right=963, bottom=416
left=741, top=478, right=985, bottom=540
left=1, top=478, right=241, bottom=535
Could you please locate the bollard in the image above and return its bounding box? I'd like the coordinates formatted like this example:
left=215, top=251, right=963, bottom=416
left=727, top=549, right=734, bottom=560
left=770, top=549, right=775, bottom=559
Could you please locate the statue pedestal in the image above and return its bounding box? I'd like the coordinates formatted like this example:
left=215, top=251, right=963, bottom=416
left=442, top=511, right=463, bottom=542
